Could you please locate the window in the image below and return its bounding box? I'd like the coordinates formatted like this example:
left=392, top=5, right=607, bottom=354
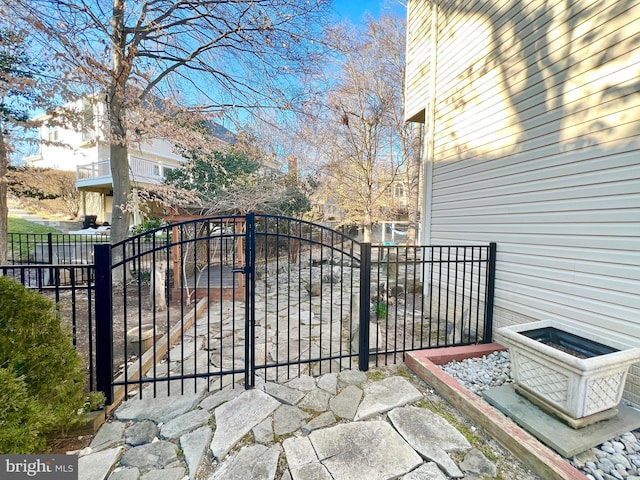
left=81, top=102, right=95, bottom=143
left=394, top=182, right=405, bottom=200
left=47, top=126, right=59, bottom=142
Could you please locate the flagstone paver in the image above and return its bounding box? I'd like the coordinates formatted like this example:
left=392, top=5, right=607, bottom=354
left=76, top=288, right=537, bottom=480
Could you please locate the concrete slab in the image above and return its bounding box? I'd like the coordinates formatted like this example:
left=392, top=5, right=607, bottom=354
left=402, top=462, right=448, bottom=480
left=114, top=380, right=208, bottom=423
left=253, top=417, right=274, bottom=445
left=140, top=466, right=185, bottom=480
left=282, top=436, right=317, bottom=469
left=289, top=462, right=333, bottom=480
left=120, top=441, right=179, bottom=469
left=160, top=408, right=211, bottom=439
left=309, top=421, right=423, bottom=480
left=124, top=420, right=159, bottom=446
left=287, top=375, right=317, bottom=392
left=181, top=425, right=213, bottom=478
left=483, top=385, right=640, bottom=458
left=355, top=376, right=423, bottom=420
left=211, top=444, right=280, bottom=480
left=89, top=421, right=125, bottom=451
left=389, top=406, right=471, bottom=452
left=273, top=404, right=310, bottom=436
left=78, top=446, right=124, bottom=480
left=200, top=384, right=243, bottom=411
left=302, top=411, right=337, bottom=434
left=329, top=384, right=362, bottom=420
left=210, top=388, right=280, bottom=460
left=316, top=372, right=338, bottom=395
left=297, top=389, right=331, bottom=412
left=107, top=468, right=140, bottom=480
left=264, top=381, right=305, bottom=405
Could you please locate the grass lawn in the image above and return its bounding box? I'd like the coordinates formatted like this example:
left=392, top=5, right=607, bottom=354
left=8, top=217, right=62, bottom=234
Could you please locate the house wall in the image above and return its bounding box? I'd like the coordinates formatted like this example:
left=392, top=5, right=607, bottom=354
left=26, top=100, right=187, bottom=176
left=406, top=0, right=640, bottom=404
left=405, top=0, right=433, bottom=123
left=26, top=98, right=103, bottom=171
left=29, top=125, right=98, bottom=171
left=133, top=138, right=185, bottom=163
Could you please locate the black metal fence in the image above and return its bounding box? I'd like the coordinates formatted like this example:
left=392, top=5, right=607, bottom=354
left=3, top=233, right=110, bottom=394
left=4, top=220, right=496, bottom=405
left=368, top=243, right=496, bottom=364
left=0, top=263, right=98, bottom=392
left=7, top=232, right=109, bottom=264
left=92, top=215, right=496, bottom=404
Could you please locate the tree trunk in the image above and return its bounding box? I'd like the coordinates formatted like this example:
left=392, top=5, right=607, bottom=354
left=109, top=0, right=131, bottom=246
left=0, top=125, right=8, bottom=264
left=362, top=215, right=372, bottom=243
left=151, top=260, right=167, bottom=312
left=362, top=226, right=370, bottom=243
left=108, top=0, right=131, bottom=284
left=108, top=97, right=131, bottom=284
left=109, top=131, right=131, bottom=245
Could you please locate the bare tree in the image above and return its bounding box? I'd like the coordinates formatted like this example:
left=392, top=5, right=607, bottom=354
left=303, top=14, right=416, bottom=242
left=368, top=14, right=421, bottom=244
left=7, top=167, right=80, bottom=219
left=51, top=171, right=81, bottom=219
left=6, top=0, right=331, bottom=247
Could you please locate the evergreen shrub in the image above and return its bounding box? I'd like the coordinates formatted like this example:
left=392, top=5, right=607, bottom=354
left=0, top=277, right=86, bottom=453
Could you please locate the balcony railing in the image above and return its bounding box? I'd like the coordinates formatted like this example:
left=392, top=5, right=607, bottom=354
left=76, top=157, right=173, bottom=186
left=77, top=160, right=111, bottom=180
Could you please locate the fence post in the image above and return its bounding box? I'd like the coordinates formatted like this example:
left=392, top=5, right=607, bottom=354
left=358, top=243, right=371, bottom=371
left=94, top=244, right=114, bottom=404
left=47, top=232, right=54, bottom=285
left=244, top=213, right=256, bottom=389
left=484, top=242, right=497, bottom=343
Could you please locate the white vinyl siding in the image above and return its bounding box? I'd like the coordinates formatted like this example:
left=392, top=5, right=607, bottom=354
left=404, top=0, right=433, bottom=122
left=430, top=154, right=640, bottom=339
left=406, top=0, right=640, bottom=404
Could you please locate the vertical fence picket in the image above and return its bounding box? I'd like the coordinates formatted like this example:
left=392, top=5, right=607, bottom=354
left=358, top=243, right=371, bottom=371
left=244, top=213, right=256, bottom=389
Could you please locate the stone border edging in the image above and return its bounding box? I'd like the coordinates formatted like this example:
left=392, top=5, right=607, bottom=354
left=405, top=345, right=590, bottom=480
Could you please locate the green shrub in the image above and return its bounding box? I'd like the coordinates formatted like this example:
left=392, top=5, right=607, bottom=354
left=0, top=277, right=87, bottom=453
left=83, top=391, right=106, bottom=412
left=130, top=217, right=165, bottom=237
left=373, top=299, right=388, bottom=318
left=0, top=368, right=49, bottom=453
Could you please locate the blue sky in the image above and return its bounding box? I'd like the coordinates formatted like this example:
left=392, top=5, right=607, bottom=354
left=332, top=0, right=406, bottom=23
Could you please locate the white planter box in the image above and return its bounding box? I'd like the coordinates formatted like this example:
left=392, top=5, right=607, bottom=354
left=498, top=320, right=640, bottom=427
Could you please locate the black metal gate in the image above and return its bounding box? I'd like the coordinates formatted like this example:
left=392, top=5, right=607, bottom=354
left=93, top=214, right=496, bottom=404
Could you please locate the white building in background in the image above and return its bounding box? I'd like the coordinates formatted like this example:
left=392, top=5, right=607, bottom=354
left=405, top=1, right=640, bottom=404
left=24, top=97, right=233, bottom=223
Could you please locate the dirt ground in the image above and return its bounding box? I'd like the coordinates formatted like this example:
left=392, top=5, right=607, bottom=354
left=47, top=435, right=93, bottom=454
left=44, top=285, right=184, bottom=453
left=48, top=283, right=185, bottom=392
